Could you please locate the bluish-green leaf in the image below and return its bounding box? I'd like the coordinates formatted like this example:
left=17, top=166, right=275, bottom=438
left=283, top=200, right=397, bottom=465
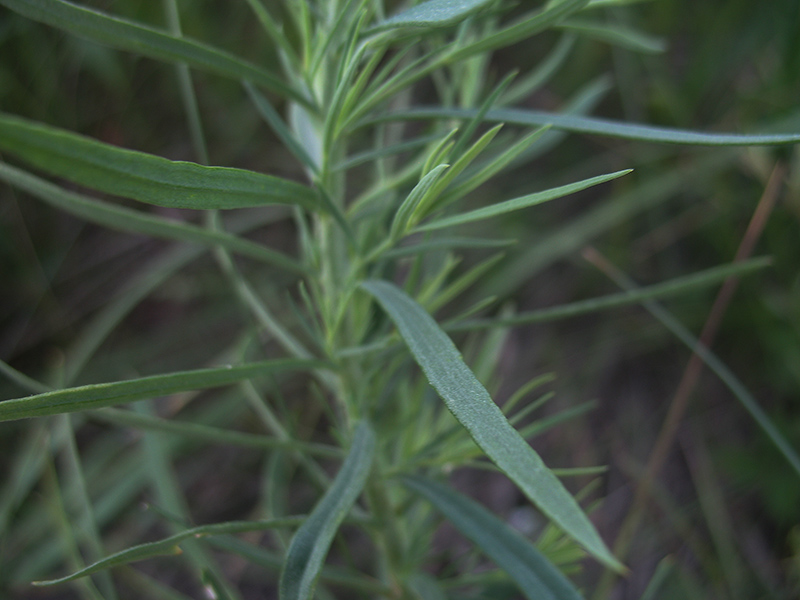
left=0, top=112, right=318, bottom=210
left=360, top=280, right=622, bottom=570
left=0, top=0, right=310, bottom=106
left=279, top=420, right=376, bottom=600
left=403, top=475, right=585, bottom=600
left=368, top=0, right=495, bottom=33
left=0, top=359, right=329, bottom=421
left=416, top=169, right=631, bottom=231
left=376, top=106, right=800, bottom=146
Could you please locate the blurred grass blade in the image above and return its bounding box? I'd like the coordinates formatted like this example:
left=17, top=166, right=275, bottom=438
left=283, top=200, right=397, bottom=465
left=402, top=475, right=585, bottom=600
left=417, top=169, right=631, bottom=232
left=381, top=106, right=800, bottom=146
left=34, top=517, right=304, bottom=586
left=361, top=280, right=623, bottom=570
left=0, top=359, right=329, bottom=422
left=367, top=0, right=494, bottom=33
left=91, top=408, right=343, bottom=458
left=451, top=257, right=773, bottom=331
left=0, top=162, right=305, bottom=273
left=244, top=82, right=319, bottom=174
left=0, top=112, right=318, bottom=210
left=558, top=19, right=666, bottom=54
left=384, top=236, right=514, bottom=259
left=605, top=269, right=800, bottom=478
left=279, top=420, right=375, bottom=600
left=0, top=0, right=310, bottom=106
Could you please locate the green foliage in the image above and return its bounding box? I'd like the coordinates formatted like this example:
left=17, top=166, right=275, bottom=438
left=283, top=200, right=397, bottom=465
left=1, top=0, right=798, bottom=599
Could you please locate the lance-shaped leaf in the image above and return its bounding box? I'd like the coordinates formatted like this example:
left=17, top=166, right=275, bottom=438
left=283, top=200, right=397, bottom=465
left=375, top=106, right=800, bottom=146
left=280, top=420, right=375, bottom=600
left=0, top=0, right=310, bottom=106
left=0, top=162, right=305, bottom=273
left=416, top=169, right=631, bottom=232
left=0, top=112, right=318, bottom=210
left=0, top=359, right=329, bottom=421
left=34, top=517, right=305, bottom=586
left=360, top=280, right=622, bottom=571
left=403, top=475, right=585, bottom=600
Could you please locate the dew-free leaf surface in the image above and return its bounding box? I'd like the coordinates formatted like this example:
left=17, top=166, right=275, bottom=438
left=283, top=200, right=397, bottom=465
left=361, top=280, right=623, bottom=570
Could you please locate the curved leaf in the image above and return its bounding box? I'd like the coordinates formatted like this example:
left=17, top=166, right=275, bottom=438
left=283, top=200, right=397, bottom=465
left=280, top=420, right=375, bottom=600
left=360, top=280, right=623, bottom=570
left=375, top=106, right=800, bottom=146
left=0, top=112, right=318, bottom=210
left=0, top=359, right=329, bottom=421
left=0, top=0, right=310, bottom=106
left=403, top=475, right=585, bottom=600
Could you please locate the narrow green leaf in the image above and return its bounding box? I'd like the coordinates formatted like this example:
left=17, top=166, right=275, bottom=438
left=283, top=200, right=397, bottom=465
left=0, top=112, right=318, bottom=210
left=279, top=420, right=376, bottom=600
left=0, top=359, right=329, bottom=422
left=450, top=257, right=773, bottom=331
left=402, top=475, right=585, bottom=600
left=417, top=169, right=631, bottom=232
left=368, top=0, right=495, bottom=33
left=0, top=0, right=310, bottom=106
left=0, top=162, right=306, bottom=273
left=360, top=280, right=622, bottom=570
left=436, top=126, right=550, bottom=206
left=377, top=106, right=800, bottom=146
left=33, top=517, right=304, bottom=586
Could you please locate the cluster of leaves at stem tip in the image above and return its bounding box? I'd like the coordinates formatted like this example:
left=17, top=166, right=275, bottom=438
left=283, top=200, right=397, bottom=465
left=0, top=0, right=799, bottom=599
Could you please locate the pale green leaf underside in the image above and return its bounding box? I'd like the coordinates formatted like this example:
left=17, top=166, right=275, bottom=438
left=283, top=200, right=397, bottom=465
left=402, top=475, right=585, bottom=600
left=360, top=280, right=622, bottom=570
left=280, top=420, right=376, bottom=600
left=34, top=517, right=305, bottom=586
left=0, top=359, right=328, bottom=421
left=377, top=107, right=800, bottom=146
left=369, top=0, right=495, bottom=32
left=0, top=0, right=310, bottom=106
left=0, top=162, right=306, bottom=273
left=0, top=112, right=318, bottom=210
left=417, top=169, right=631, bottom=231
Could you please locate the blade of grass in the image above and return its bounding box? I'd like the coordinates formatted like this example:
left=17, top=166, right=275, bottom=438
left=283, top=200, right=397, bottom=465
left=361, top=280, right=623, bottom=571
left=402, top=475, right=585, bottom=600
left=416, top=169, right=631, bottom=232
left=33, top=517, right=305, bottom=586
left=558, top=18, right=666, bottom=54
left=0, top=358, right=329, bottom=421
left=89, top=408, right=343, bottom=458
left=0, top=162, right=305, bottom=272
left=0, top=112, right=319, bottom=210
left=451, top=257, right=772, bottom=331
left=279, top=420, right=376, bottom=600
left=0, top=0, right=311, bottom=106
left=376, top=106, right=800, bottom=145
